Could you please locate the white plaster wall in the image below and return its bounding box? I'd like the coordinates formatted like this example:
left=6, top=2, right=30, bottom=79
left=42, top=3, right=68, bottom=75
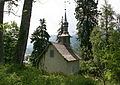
left=67, top=60, right=80, bottom=74
left=39, top=45, right=80, bottom=74
left=40, top=45, right=68, bottom=73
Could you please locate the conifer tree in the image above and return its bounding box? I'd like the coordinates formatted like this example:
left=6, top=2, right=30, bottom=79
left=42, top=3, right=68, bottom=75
left=75, top=0, right=98, bottom=60
left=30, top=19, right=50, bottom=67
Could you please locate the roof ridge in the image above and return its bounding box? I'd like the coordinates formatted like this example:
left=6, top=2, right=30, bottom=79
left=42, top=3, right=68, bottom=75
left=51, top=42, right=64, bottom=45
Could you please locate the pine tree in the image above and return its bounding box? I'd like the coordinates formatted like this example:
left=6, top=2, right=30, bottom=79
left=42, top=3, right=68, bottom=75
left=30, top=19, right=50, bottom=67
left=75, top=0, right=98, bottom=60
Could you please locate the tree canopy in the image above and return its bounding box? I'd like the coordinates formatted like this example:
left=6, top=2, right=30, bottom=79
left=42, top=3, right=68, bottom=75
left=30, top=18, right=50, bottom=67
left=3, top=21, right=19, bottom=63
left=75, top=0, right=98, bottom=60
left=90, top=0, right=120, bottom=83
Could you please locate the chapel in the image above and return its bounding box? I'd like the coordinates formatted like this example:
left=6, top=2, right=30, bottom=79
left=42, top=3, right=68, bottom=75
left=38, top=9, right=80, bottom=74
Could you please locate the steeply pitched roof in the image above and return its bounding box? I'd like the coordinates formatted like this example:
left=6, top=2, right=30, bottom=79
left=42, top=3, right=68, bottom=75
left=51, top=42, right=80, bottom=62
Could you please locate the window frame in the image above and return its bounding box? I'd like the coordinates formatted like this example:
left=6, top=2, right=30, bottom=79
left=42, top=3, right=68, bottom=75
left=50, top=50, right=54, bottom=57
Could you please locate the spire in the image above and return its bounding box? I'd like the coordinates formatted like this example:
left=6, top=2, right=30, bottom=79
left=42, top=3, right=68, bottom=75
left=61, top=16, right=63, bottom=25
left=60, top=16, right=64, bottom=35
left=58, top=8, right=71, bottom=46
left=63, top=8, right=69, bottom=34
left=64, top=8, right=68, bottom=24
left=65, top=9, right=67, bottom=22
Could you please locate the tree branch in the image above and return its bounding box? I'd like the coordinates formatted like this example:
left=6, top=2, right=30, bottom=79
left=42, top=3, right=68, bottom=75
left=4, top=11, right=20, bottom=17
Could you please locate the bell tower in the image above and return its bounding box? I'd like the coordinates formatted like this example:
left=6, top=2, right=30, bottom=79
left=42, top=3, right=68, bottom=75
left=58, top=9, right=71, bottom=46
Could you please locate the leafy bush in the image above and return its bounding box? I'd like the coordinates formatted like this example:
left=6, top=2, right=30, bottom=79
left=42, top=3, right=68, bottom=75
left=65, top=75, right=96, bottom=85
left=0, top=64, right=96, bottom=85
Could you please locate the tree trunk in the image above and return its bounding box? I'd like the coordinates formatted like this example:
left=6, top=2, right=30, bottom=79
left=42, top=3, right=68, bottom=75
left=14, top=0, right=33, bottom=64
left=0, top=0, right=5, bottom=63
left=103, top=79, right=106, bottom=85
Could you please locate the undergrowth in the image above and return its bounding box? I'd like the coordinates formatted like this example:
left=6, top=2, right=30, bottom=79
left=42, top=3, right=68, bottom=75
left=0, top=64, right=96, bottom=85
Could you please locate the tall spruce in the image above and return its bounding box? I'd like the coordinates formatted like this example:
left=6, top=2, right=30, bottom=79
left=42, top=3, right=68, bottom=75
left=75, top=0, right=98, bottom=60
left=30, top=19, right=50, bottom=67
left=15, top=0, right=33, bottom=64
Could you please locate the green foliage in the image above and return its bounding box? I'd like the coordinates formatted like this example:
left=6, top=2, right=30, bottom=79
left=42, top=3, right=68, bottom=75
left=90, top=1, right=120, bottom=83
left=76, top=0, right=120, bottom=84
left=0, top=64, right=96, bottom=85
left=65, top=75, right=96, bottom=85
left=3, top=21, right=19, bottom=63
left=75, top=0, right=98, bottom=60
left=103, top=30, right=120, bottom=81
left=100, top=0, right=115, bottom=29
left=30, top=18, right=50, bottom=67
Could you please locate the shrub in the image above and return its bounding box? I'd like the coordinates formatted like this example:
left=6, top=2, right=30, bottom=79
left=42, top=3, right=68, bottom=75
left=0, top=64, right=97, bottom=85
left=65, top=75, right=96, bottom=85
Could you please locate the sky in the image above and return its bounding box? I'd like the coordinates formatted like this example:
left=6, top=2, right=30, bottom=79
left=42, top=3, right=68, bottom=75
left=4, top=0, right=120, bottom=37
